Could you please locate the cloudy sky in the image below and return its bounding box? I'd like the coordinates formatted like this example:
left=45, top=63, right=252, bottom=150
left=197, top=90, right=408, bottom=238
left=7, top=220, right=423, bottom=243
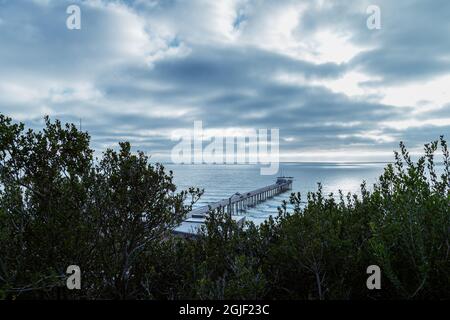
left=0, top=0, right=449, bottom=162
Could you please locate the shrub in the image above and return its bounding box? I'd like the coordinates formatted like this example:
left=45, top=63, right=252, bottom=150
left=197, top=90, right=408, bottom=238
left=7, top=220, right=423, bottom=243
left=1, top=114, right=448, bottom=300
left=0, top=115, right=201, bottom=299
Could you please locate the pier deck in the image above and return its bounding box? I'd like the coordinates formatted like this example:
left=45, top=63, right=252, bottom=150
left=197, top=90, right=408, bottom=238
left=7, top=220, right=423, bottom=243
left=174, top=177, right=293, bottom=237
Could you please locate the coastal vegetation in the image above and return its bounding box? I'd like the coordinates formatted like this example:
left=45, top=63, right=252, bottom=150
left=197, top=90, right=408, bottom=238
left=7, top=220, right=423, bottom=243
left=0, top=115, right=448, bottom=299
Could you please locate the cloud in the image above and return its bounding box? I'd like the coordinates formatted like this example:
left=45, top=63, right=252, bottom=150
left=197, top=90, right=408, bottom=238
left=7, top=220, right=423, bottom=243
left=0, top=0, right=449, bottom=162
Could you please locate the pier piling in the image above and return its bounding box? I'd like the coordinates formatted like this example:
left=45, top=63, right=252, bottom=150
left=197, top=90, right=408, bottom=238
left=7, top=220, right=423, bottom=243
left=186, top=177, right=293, bottom=219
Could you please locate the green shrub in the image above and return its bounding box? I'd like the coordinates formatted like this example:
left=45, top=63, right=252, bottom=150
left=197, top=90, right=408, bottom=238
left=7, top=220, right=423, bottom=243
left=1, top=114, right=448, bottom=300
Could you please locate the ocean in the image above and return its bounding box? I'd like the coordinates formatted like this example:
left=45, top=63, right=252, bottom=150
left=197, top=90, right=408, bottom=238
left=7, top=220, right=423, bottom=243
left=166, top=162, right=390, bottom=225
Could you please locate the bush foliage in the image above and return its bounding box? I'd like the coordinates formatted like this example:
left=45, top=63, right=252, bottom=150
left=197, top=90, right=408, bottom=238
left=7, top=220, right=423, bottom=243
left=0, top=115, right=448, bottom=299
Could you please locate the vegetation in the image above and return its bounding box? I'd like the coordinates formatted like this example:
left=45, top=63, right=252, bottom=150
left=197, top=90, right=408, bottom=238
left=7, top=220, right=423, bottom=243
left=0, top=114, right=448, bottom=299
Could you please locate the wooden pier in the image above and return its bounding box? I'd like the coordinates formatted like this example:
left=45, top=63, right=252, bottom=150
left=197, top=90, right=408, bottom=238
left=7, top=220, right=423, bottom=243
left=188, top=176, right=294, bottom=218
left=174, top=177, right=293, bottom=236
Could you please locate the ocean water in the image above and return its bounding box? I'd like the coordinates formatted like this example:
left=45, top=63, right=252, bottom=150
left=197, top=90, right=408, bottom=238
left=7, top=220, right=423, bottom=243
left=166, top=162, right=389, bottom=225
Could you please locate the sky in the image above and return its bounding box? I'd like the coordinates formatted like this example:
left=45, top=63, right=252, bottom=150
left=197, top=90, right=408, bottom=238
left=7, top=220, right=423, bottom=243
left=0, top=0, right=449, bottom=162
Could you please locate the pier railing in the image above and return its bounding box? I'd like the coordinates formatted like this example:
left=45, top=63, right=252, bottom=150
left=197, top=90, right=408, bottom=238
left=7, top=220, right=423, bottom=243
left=188, top=177, right=294, bottom=218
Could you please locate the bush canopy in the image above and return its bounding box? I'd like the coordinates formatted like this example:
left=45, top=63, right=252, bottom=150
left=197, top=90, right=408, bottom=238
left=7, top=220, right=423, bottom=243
left=0, top=115, right=448, bottom=299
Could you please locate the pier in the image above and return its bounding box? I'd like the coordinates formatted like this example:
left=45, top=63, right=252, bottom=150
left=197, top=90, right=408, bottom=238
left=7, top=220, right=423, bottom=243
left=174, top=177, right=293, bottom=237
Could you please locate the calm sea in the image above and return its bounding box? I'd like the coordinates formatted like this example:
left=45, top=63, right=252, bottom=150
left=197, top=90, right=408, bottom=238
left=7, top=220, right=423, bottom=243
left=166, top=162, right=391, bottom=225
